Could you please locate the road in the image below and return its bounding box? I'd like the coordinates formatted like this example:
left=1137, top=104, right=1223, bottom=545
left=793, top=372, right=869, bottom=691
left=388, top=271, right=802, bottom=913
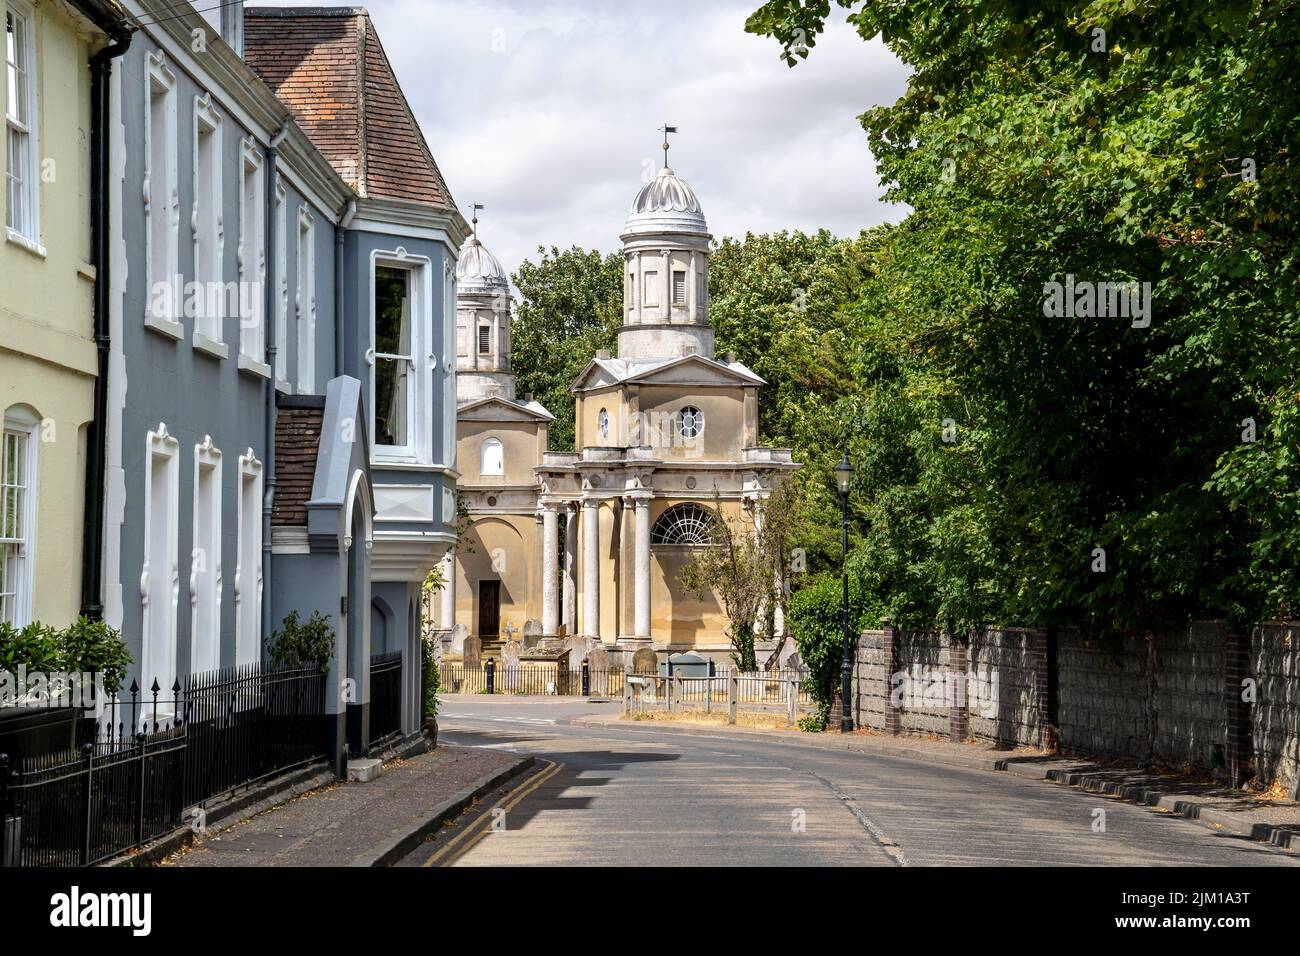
left=400, top=696, right=1300, bottom=867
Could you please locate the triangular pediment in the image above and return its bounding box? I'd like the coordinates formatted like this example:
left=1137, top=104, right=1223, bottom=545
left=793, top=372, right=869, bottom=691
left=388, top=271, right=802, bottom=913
left=458, top=396, right=553, bottom=423
left=572, top=353, right=764, bottom=392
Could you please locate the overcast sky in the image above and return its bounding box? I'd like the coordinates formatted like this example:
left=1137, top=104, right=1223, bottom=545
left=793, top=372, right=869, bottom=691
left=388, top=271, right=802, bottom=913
left=267, top=0, right=911, bottom=275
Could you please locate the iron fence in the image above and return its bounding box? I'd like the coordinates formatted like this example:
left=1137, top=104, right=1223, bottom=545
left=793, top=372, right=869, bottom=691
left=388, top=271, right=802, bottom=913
left=369, top=651, right=403, bottom=747
left=0, top=661, right=329, bottom=868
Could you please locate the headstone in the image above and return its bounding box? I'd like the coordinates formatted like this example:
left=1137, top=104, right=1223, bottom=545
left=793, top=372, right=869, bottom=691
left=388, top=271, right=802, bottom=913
left=632, top=646, right=658, bottom=674
left=586, top=645, right=610, bottom=673
left=522, top=619, right=542, bottom=650
left=501, top=639, right=522, bottom=670
left=463, top=634, right=482, bottom=671
left=663, top=652, right=709, bottom=678
left=449, top=623, right=468, bottom=656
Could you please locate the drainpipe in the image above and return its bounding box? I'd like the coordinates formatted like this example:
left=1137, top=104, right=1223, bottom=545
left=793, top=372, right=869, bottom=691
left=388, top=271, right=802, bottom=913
left=80, top=27, right=134, bottom=621
left=335, top=200, right=357, bottom=377
left=262, top=125, right=289, bottom=643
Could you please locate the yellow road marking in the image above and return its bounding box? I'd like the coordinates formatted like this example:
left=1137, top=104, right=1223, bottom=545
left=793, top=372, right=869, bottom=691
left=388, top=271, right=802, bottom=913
left=422, top=760, right=564, bottom=867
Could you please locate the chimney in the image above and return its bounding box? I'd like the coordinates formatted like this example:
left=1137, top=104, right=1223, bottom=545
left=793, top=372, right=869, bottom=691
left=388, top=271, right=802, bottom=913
left=222, top=1, right=244, bottom=57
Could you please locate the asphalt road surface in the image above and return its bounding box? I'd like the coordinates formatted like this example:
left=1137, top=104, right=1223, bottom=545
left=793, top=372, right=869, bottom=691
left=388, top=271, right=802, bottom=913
left=400, top=696, right=1300, bottom=868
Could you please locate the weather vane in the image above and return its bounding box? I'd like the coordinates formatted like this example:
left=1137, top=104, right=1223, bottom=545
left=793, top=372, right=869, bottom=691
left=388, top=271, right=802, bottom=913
left=659, top=124, right=678, bottom=168
left=471, top=202, right=484, bottom=239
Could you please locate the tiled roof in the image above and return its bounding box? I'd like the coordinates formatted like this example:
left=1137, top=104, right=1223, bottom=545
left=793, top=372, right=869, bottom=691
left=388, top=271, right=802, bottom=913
left=243, top=7, right=454, bottom=209
left=273, top=401, right=325, bottom=526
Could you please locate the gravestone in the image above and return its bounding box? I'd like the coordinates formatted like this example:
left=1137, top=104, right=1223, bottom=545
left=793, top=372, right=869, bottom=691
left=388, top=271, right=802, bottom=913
left=449, top=622, right=468, bottom=656
left=663, top=652, right=710, bottom=678
left=463, top=634, right=482, bottom=671
left=501, top=638, right=522, bottom=670
left=632, top=647, right=658, bottom=674
left=522, top=619, right=543, bottom=650
left=586, top=645, right=610, bottom=673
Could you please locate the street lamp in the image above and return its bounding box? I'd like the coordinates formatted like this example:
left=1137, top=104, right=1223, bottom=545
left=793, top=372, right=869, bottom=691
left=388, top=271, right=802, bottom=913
left=835, top=454, right=854, bottom=733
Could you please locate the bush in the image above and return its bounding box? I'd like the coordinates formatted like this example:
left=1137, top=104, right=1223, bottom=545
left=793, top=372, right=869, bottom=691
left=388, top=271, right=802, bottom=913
left=267, top=611, right=335, bottom=672
left=0, top=617, right=131, bottom=694
left=787, top=557, right=883, bottom=728
left=421, top=632, right=440, bottom=718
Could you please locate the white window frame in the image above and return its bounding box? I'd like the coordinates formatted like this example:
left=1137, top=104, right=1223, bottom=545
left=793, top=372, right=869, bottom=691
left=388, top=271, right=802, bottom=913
left=676, top=405, right=705, bottom=440
left=372, top=261, right=416, bottom=455
left=141, top=423, right=180, bottom=710
left=273, top=179, right=288, bottom=390
left=189, top=436, right=222, bottom=675
left=234, top=449, right=262, bottom=667
left=4, top=1, right=40, bottom=249
left=441, top=260, right=456, bottom=468
left=0, top=406, right=38, bottom=627
left=480, top=437, right=503, bottom=477
left=237, top=138, right=266, bottom=372
left=368, top=247, right=432, bottom=464
left=191, top=92, right=225, bottom=353
left=296, top=205, right=316, bottom=394
left=144, top=50, right=180, bottom=337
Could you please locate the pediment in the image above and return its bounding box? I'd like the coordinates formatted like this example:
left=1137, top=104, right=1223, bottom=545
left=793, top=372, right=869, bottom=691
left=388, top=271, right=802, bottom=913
left=458, top=396, right=553, bottom=423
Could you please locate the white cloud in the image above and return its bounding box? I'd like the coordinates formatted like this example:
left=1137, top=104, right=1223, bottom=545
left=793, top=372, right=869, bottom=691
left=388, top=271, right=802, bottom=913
left=264, top=0, right=910, bottom=273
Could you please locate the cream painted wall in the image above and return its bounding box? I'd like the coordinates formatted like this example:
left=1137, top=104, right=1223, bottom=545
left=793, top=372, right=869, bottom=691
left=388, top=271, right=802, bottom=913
left=0, top=0, right=100, bottom=627
left=454, top=513, right=541, bottom=639
left=576, top=383, right=755, bottom=459
left=457, top=418, right=546, bottom=485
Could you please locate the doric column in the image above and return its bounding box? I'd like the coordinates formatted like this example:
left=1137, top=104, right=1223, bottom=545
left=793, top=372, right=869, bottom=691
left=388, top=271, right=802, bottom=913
left=634, top=496, right=651, bottom=640
left=583, top=498, right=601, bottom=639
left=542, top=503, right=559, bottom=636
left=439, top=551, right=455, bottom=630
left=562, top=503, right=577, bottom=634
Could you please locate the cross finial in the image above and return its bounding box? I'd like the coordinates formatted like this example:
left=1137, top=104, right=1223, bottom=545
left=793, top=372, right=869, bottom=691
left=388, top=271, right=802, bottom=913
left=658, top=124, right=678, bottom=169
left=471, top=203, right=484, bottom=239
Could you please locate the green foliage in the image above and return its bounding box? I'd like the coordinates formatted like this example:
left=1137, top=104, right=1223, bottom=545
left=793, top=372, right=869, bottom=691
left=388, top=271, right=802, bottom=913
left=0, top=618, right=131, bottom=693
left=746, top=0, right=1300, bottom=636
left=511, top=245, right=621, bottom=450
left=422, top=635, right=441, bottom=718
left=267, top=611, right=335, bottom=672
left=59, top=618, right=131, bottom=694
left=786, top=561, right=884, bottom=724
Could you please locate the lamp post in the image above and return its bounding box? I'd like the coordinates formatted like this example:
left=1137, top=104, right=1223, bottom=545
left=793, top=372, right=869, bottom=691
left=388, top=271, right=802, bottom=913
left=835, top=454, right=854, bottom=733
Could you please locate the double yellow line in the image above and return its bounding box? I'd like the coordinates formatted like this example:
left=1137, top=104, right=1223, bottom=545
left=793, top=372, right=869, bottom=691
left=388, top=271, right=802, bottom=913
left=421, top=759, right=564, bottom=867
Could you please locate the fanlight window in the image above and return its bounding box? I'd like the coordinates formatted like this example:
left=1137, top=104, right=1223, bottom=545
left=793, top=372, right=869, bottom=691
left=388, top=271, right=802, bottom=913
left=676, top=406, right=704, bottom=440
left=651, top=503, right=717, bottom=546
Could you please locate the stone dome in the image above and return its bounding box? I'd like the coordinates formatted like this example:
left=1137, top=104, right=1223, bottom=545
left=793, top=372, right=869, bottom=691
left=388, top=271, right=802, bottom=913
left=456, top=236, right=509, bottom=294
left=623, top=167, right=708, bottom=237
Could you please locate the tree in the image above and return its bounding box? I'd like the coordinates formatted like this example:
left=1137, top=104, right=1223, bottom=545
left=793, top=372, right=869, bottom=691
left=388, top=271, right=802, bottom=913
left=510, top=245, right=622, bottom=451
left=747, top=0, right=1300, bottom=635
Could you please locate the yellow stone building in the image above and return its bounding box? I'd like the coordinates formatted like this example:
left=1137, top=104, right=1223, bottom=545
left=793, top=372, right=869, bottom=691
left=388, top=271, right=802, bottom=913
left=1, top=0, right=122, bottom=627
left=435, top=164, right=797, bottom=668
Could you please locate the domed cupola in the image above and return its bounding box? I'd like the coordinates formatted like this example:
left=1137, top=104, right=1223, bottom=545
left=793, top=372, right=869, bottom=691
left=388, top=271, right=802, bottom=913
left=617, top=151, right=714, bottom=361
left=456, top=236, right=509, bottom=295
left=455, top=212, right=516, bottom=400
left=623, top=167, right=708, bottom=237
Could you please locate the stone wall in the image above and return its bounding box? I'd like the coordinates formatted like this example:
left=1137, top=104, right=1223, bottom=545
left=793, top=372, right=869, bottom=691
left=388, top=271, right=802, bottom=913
left=851, top=620, right=1300, bottom=792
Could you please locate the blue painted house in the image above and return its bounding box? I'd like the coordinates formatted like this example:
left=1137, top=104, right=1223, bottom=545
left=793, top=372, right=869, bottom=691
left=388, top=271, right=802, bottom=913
left=99, top=0, right=464, bottom=768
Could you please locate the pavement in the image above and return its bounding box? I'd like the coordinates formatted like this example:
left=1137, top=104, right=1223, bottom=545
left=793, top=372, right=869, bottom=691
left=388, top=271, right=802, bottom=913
left=164, top=744, right=531, bottom=867
left=407, top=694, right=1300, bottom=867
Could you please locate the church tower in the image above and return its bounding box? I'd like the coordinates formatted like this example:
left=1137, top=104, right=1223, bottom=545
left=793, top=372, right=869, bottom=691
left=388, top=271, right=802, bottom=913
left=617, top=167, right=714, bottom=360
left=455, top=227, right=514, bottom=402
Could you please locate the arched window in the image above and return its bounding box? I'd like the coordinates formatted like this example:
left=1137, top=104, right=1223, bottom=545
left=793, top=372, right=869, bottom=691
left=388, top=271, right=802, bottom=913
left=480, top=437, right=503, bottom=476
left=597, top=408, right=609, bottom=438
left=676, top=406, right=704, bottom=440
left=651, top=503, right=717, bottom=546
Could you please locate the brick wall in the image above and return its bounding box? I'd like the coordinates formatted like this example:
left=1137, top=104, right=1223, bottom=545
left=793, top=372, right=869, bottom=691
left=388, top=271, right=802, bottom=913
left=1252, top=623, right=1300, bottom=792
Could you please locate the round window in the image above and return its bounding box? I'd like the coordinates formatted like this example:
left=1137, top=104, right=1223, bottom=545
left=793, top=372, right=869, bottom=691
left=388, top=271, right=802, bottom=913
left=675, top=406, right=704, bottom=440
left=598, top=408, right=610, bottom=438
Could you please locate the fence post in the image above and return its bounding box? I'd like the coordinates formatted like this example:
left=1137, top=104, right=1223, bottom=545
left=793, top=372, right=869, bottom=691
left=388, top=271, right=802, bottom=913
left=706, top=677, right=712, bottom=715
left=0, top=752, right=9, bottom=867
left=673, top=675, right=682, bottom=714
left=486, top=658, right=495, bottom=696
left=79, top=742, right=93, bottom=866
left=728, top=675, right=737, bottom=725
left=787, top=678, right=797, bottom=725
left=622, top=677, right=631, bottom=716
left=582, top=658, right=590, bottom=697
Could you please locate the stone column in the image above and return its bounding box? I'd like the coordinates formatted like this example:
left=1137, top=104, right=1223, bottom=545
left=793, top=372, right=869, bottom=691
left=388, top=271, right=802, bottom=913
left=439, top=551, right=455, bottom=630
left=582, top=498, right=601, bottom=639
left=634, top=496, right=651, bottom=641
left=562, top=503, right=577, bottom=635
left=541, top=503, right=559, bottom=636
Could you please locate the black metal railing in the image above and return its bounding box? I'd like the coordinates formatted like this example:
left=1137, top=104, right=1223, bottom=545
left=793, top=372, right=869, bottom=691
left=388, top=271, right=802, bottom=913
left=0, top=719, right=186, bottom=867
left=438, top=662, right=628, bottom=697
left=181, top=662, right=328, bottom=808
left=0, top=661, right=329, bottom=868
left=369, top=651, right=403, bottom=747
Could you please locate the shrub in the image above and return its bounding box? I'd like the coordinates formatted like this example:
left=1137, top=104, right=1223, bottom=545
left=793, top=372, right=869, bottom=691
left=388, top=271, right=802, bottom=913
left=0, top=618, right=131, bottom=695
left=267, top=611, right=335, bottom=671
